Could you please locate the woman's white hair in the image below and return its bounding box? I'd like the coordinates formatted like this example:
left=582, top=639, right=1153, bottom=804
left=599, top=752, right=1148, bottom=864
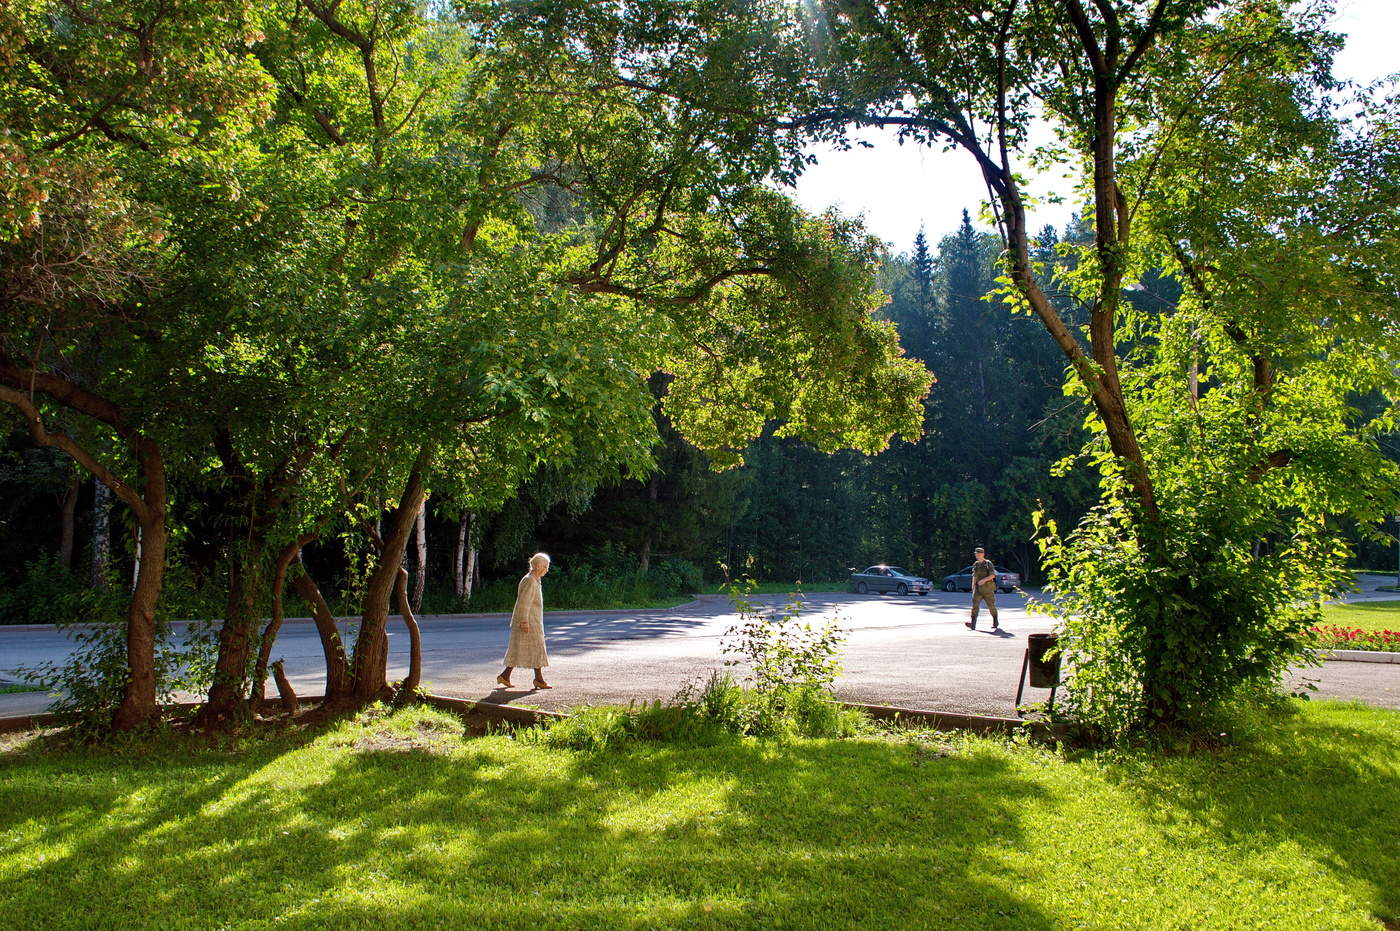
left=529, top=552, right=551, bottom=571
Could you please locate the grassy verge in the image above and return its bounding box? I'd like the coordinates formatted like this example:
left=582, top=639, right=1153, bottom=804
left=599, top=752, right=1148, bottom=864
left=1319, top=599, right=1400, bottom=634
left=0, top=683, right=42, bottom=694
left=1, top=700, right=1396, bottom=929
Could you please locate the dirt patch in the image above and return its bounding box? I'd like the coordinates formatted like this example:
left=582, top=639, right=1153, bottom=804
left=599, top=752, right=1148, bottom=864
left=353, top=719, right=472, bottom=754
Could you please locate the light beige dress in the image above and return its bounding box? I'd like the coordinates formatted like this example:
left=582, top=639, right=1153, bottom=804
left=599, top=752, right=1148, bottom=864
left=502, top=573, right=549, bottom=668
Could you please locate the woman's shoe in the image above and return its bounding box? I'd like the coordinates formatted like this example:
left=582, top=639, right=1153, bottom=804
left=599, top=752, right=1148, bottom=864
left=533, top=680, right=553, bottom=690
left=496, top=674, right=512, bottom=688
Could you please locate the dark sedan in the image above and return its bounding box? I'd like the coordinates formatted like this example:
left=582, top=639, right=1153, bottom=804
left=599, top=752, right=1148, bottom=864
left=942, top=565, right=1021, bottom=593
left=849, top=565, right=932, bottom=595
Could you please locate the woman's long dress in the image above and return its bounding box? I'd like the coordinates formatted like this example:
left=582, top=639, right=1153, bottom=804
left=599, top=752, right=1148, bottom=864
left=502, top=573, right=549, bottom=668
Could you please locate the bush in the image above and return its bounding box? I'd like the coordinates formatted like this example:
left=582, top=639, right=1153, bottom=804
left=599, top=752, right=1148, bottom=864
left=529, top=585, right=863, bottom=751
left=1031, top=499, right=1342, bottom=741
left=446, top=545, right=703, bottom=614
left=526, top=670, right=868, bottom=752
left=0, top=555, right=114, bottom=626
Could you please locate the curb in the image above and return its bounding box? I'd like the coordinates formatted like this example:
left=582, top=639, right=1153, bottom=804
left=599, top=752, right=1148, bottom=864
left=1325, top=650, right=1400, bottom=664
left=838, top=700, right=1071, bottom=741
left=0, top=693, right=570, bottom=736
left=0, top=691, right=1047, bottom=739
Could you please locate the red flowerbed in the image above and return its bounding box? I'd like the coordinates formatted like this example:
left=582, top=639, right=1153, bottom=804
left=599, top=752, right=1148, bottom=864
left=1309, top=625, right=1400, bottom=653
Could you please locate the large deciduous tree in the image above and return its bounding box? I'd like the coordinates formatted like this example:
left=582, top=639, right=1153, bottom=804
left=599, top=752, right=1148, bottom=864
left=516, top=0, right=1400, bottom=732
left=0, top=0, right=273, bottom=730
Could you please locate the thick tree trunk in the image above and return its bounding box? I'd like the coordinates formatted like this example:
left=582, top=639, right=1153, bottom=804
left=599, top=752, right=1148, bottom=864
left=411, top=505, right=427, bottom=613
left=111, top=440, right=167, bottom=732
left=58, top=474, right=79, bottom=571
left=91, top=479, right=110, bottom=587
left=290, top=554, right=350, bottom=700
left=394, top=566, right=422, bottom=699
left=197, top=545, right=266, bottom=728
left=350, top=451, right=430, bottom=701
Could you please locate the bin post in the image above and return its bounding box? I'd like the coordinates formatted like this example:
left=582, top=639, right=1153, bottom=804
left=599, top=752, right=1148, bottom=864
left=1015, top=633, right=1061, bottom=716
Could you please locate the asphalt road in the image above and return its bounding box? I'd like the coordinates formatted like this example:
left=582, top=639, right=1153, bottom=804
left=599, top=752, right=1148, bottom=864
left=3, top=587, right=1396, bottom=718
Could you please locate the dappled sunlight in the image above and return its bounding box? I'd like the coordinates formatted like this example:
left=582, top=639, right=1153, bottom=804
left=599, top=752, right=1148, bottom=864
left=1, top=703, right=1396, bottom=927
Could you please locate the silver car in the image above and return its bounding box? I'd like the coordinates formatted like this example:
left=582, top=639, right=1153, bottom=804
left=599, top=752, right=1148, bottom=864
left=850, top=565, right=932, bottom=596
left=942, top=565, right=1021, bottom=593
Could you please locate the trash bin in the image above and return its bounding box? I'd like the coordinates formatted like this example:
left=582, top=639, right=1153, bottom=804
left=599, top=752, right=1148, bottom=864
left=1027, top=633, right=1061, bottom=688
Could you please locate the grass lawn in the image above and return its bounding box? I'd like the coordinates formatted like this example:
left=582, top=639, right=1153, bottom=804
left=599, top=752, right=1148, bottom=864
left=0, top=683, right=42, bottom=694
left=1320, top=599, right=1400, bottom=634
left=1, top=701, right=1397, bottom=930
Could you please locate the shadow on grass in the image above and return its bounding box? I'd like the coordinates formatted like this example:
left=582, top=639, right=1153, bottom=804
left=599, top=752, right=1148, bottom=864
left=0, top=719, right=1054, bottom=928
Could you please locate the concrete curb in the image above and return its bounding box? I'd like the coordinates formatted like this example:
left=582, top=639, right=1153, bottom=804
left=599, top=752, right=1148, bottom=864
left=838, top=700, right=1071, bottom=741
left=0, top=691, right=1047, bottom=739
left=1325, top=649, right=1400, bottom=664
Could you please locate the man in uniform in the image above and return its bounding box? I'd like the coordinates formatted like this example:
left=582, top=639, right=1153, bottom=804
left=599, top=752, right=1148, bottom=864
left=964, top=546, right=999, bottom=631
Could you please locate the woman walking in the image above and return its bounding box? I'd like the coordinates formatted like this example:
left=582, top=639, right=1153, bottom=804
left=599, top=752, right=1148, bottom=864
left=498, top=552, right=552, bottom=690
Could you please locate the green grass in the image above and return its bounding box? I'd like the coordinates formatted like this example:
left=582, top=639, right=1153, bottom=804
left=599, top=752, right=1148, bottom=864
left=1320, top=599, right=1400, bottom=634
left=0, top=683, right=43, bottom=694
left=1, top=701, right=1396, bottom=929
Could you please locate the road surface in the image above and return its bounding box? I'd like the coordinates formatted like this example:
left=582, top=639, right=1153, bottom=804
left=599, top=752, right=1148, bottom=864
left=2, top=587, right=1395, bottom=718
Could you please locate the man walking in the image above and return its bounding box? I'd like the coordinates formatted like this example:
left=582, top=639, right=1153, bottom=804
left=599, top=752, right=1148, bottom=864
left=964, top=546, right=999, bottom=631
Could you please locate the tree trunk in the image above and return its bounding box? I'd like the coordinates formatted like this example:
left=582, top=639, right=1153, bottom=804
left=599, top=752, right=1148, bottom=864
left=130, top=524, right=142, bottom=592
left=91, top=479, right=110, bottom=587
left=639, top=474, right=660, bottom=575
left=350, top=450, right=430, bottom=701
left=58, top=473, right=79, bottom=571
left=271, top=660, right=300, bottom=715
left=111, top=440, right=167, bottom=732
left=248, top=538, right=309, bottom=715
left=290, top=553, right=350, bottom=700
left=454, top=511, right=471, bottom=597
left=394, top=566, right=423, bottom=699
left=411, top=504, right=427, bottom=613
left=197, top=545, right=266, bottom=728
left=466, top=516, right=480, bottom=600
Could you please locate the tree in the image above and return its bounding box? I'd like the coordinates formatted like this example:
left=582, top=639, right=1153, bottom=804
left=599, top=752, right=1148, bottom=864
left=0, top=0, right=273, bottom=729
left=520, top=0, right=1400, bottom=732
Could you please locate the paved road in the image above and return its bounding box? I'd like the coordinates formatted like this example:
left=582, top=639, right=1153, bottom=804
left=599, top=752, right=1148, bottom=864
left=3, top=587, right=1396, bottom=718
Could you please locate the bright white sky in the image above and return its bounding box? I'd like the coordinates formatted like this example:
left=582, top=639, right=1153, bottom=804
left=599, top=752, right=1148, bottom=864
left=790, top=0, right=1400, bottom=251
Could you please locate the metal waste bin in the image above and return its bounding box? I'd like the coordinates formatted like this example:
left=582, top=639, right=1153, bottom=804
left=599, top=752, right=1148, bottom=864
left=1027, top=633, right=1061, bottom=688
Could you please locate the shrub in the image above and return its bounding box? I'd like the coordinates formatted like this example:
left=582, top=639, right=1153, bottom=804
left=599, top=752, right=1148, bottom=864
left=1031, top=499, right=1341, bottom=741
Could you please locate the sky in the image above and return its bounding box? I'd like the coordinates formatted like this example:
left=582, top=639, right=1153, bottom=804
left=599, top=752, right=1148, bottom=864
left=789, top=0, right=1400, bottom=252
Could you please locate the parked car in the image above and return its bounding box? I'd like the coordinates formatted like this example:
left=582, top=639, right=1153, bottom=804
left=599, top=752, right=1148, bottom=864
left=850, top=565, right=932, bottom=595
left=942, top=565, right=1021, bottom=593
